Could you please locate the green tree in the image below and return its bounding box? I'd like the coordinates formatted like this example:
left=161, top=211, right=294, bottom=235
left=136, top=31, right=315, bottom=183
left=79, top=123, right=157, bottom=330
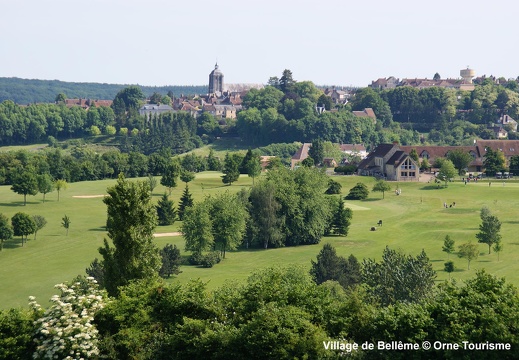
left=372, top=179, right=392, bottom=199
left=332, top=197, right=352, bottom=236
left=494, top=242, right=503, bottom=261
left=309, top=139, right=325, bottom=166
left=221, top=153, right=241, bottom=185
left=208, top=192, right=247, bottom=258
left=11, top=212, right=36, bottom=246
left=0, top=307, right=35, bottom=359
left=177, top=184, right=194, bottom=221
left=61, top=215, right=71, bottom=236
left=279, top=69, right=295, bottom=93
left=300, top=156, right=314, bottom=167
left=206, top=148, right=222, bottom=171
left=37, top=173, right=54, bottom=203
left=310, top=243, right=360, bottom=289
left=437, top=159, right=457, bottom=187
left=147, top=174, right=157, bottom=194
left=11, top=171, right=38, bottom=205
left=159, top=244, right=181, bottom=278
left=509, top=155, right=519, bottom=176
left=362, top=246, right=436, bottom=305
left=447, top=149, right=473, bottom=175
left=444, top=260, right=454, bottom=279
left=325, top=179, right=342, bottom=194
left=98, top=174, right=161, bottom=296
left=54, top=179, right=67, bottom=202
left=476, top=214, right=502, bottom=254
left=442, top=234, right=455, bottom=259
left=31, top=215, right=47, bottom=240
left=55, top=93, right=67, bottom=103
left=458, top=242, right=479, bottom=270
left=182, top=201, right=214, bottom=254
left=180, top=169, right=195, bottom=184
left=0, top=213, right=14, bottom=251
left=249, top=181, right=283, bottom=249
left=345, top=182, right=369, bottom=200
left=484, top=147, right=506, bottom=176
left=156, top=193, right=176, bottom=226
left=409, top=148, right=419, bottom=162
left=160, top=159, right=181, bottom=195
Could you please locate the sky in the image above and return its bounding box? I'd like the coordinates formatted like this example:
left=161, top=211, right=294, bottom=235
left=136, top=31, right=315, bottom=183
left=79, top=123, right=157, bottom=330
left=1, top=0, right=518, bottom=88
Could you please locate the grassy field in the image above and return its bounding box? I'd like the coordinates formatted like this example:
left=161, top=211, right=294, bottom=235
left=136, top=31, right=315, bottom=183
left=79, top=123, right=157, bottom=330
left=1, top=172, right=519, bottom=310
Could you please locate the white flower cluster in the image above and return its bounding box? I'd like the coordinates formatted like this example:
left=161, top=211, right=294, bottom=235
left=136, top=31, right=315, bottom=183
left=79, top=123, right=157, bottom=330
left=30, top=277, right=107, bottom=360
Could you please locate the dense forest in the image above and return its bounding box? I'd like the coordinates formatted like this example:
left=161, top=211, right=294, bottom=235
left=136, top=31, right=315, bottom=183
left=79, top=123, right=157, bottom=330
left=0, top=77, right=206, bottom=104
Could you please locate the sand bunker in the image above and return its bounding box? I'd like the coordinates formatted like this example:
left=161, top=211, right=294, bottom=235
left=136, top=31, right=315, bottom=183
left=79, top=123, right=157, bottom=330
left=153, top=232, right=182, bottom=237
left=73, top=195, right=107, bottom=198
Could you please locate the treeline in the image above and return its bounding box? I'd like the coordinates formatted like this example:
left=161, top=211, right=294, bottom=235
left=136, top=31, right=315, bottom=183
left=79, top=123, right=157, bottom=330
left=0, top=77, right=206, bottom=104
left=0, top=146, right=226, bottom=187
left=2, top=260, right=518, bottom=359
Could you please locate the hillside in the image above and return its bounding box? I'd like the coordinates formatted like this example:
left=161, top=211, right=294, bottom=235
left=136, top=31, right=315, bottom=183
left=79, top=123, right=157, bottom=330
left=0, top=77, right=207, bottom=104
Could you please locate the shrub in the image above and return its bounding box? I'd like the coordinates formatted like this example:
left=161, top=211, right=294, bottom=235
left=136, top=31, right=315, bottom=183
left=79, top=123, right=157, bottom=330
left=345, top=182, right=369, bottom=200
left=188, top=252, right=204, bottom=265
left=201, top=252, right=221, bottom=268
left=334, top=165, right=357, bottom=174
left=325, top=179, right=342, bottom=194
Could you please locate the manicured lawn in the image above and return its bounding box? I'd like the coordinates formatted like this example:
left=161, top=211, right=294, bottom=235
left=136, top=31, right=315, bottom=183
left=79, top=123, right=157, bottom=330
left=1, top=172, right=519, bottom=309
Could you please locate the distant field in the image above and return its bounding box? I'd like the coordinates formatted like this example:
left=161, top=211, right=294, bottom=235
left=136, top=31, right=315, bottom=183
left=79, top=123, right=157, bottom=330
left=1, top=172, right=519, bottom=310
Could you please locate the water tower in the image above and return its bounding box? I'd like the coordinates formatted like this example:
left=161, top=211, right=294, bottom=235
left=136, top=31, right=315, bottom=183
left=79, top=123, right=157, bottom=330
left=460, top=66, right=475, bottom=83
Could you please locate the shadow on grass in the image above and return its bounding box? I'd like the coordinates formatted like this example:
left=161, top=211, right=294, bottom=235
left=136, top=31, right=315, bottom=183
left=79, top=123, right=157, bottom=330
left=420, top=185, right=445, bottom=190
left=89, top=227, right=107, bottom=232
left=505, top=221, right=519, bottom=225
left=0, top=202, right=39, bottom=207
left=362, top=198, right=382, bottom=202
left=3, top=238, right=24, bottom=249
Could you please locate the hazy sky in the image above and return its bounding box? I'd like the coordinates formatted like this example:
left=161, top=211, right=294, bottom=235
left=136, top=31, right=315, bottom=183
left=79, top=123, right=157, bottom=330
left=1, top=0, right=517, bottom=87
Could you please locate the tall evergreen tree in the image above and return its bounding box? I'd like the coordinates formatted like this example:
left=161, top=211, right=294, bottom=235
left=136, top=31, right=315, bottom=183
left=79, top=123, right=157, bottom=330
left=98, top=174, right=161, bottom=296
left=333, top=197, right=352, bottom=236
left=178, top=185, right=194, bottom=221
left=221, top=153, right=241, bottom=185
left=156, top=193, right=176, bottom=226
left=159, top=244, right=182, bottom=278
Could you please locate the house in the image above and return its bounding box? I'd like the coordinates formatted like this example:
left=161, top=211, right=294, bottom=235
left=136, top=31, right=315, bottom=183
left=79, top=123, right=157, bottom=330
left=399, top=145, right=481, bottom=172
left=356, top=143, right=419, bottom=181
left=491, top=126, right=508, bottom=139
left=64, top=98, right=113, bottom=109
left=500, top=114, right=518, bottom=132
left=322, top=158, right=337, bottom=168
left=352, top=108, right=377, bottom=123
left=370, top=76, right=399, bottom=90
left=291, top=143, right=312, bottom=169
left=339, top=143, right=368, bottom=160
left=323, top=87, right=349, bottom=104
left=139, top=104, right=174, bottom=117
left=260, top=156, right=276, bottom=170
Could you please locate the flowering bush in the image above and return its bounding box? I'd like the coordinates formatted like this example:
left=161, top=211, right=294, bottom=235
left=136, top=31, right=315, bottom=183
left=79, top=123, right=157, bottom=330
left=29, top=277, right=107, bottom=360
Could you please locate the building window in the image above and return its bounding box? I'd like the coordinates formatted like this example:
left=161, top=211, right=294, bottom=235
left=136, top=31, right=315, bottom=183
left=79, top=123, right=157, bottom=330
left=409, top=172, right=415, bottom=177
left=401, top=171, right=408, bottom=176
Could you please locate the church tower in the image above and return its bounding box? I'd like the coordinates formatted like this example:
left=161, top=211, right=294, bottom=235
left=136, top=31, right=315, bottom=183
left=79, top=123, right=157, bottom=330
left=208, top=63, right=224, bottom=95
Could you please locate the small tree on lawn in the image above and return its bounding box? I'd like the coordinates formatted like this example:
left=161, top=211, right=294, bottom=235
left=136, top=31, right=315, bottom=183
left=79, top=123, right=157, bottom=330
left=147, top=174, right=157, bottom=194
left=156, top=193, right=176, bottom=226
left=494, top=242, right=503, bottom=261
left=325, top=179, right=342, bottom=195
left=333, top=197, right=352, bottom=236
left=458, top=242, right=479, bottom=270
left=178, top=185, right=194, bottom=221
left=180, top=169, right=195, bottom=185
left=54, top=179, right=67, bottom=202
left=0, top=213, right=13, bottom=251
left=161, top=160, right=181, bottom=195
left=372, top=179, right=392, bottom=199
left=11, top=171, right=38, bottom=205
left=442, top=235, right=455, bottom=259
left=437, top=159, right=457, bottom=187
left=476, top=214, right=501, bottom=254
left=11, top=212, right=36, bottom=246
left=444, top=260, right=454, bottom=279
left=159, top=244, right=182, bottom=278
left=62, top=215, right=71, bottom=236
left=37, top=174, right=54, bottom=203
left=32, top=215, right=47, bottom=240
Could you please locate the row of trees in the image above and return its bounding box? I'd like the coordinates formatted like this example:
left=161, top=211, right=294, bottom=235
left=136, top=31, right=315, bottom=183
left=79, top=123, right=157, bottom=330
left=0, top=213, right=49, bottom=249
left=3, top=262, right=518, bottom=359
